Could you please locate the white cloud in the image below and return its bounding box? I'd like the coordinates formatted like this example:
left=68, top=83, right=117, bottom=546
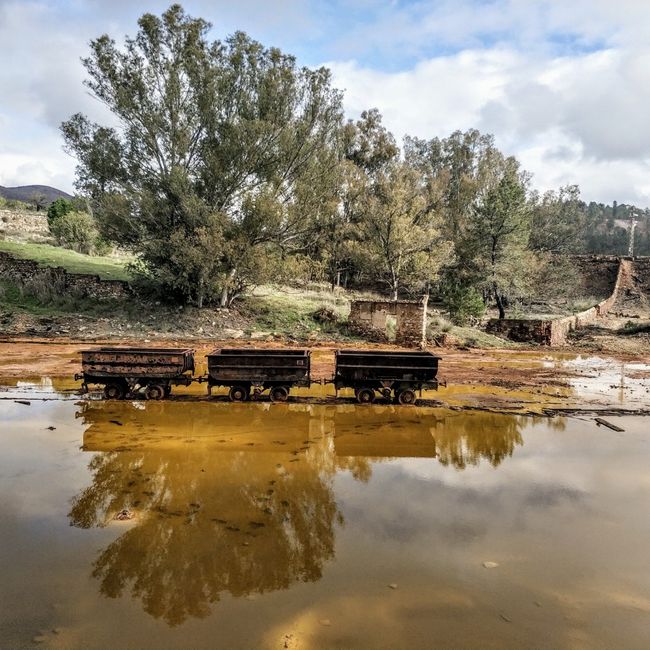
left=0, top=0, right=649, bottom=206
left=328, top=41, right=650, bottom=206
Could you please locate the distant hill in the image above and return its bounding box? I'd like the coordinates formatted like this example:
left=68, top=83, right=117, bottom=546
left=0, top=185, right=73, bottom=204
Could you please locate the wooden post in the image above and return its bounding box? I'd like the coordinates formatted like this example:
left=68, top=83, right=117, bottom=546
left=420, top=294, right=429, bottom=349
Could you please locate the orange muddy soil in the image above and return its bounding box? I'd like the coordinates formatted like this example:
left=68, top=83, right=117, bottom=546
left=1, top=338, right=648, bottom=388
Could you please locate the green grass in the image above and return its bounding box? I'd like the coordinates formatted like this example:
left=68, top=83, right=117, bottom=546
left=0, top=240, right=131, bottom=281
left=0, top=280, right=133, bottom=319
left=0, top=281, right=67, bottom=316
left=451, top=325, right=520, bottom=348
left=427, top=314, right=519, bottom=348
left=240, top=284, right=379, bottom=338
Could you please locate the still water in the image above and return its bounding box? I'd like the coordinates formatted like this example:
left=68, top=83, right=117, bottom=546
left=1, top=386, right=649, bottom=648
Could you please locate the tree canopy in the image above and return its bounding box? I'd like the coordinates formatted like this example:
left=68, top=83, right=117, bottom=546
left=62, top=4, right=342, bottom=306
left=61, top=3, right=645, bottom=319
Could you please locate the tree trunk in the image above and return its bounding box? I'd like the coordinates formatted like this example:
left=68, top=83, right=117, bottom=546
left=220, top=268, right=237, bottom=308
left=494, top=283, right=505, bottom=319
left=197, top=278, right=204, bottom=309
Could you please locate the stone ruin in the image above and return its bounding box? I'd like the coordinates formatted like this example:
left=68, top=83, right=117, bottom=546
left=348, top=298, right=428, bottom=348
left=0, top=251, right=130, bottom=301
left=486, top=256, right=650, bottom=345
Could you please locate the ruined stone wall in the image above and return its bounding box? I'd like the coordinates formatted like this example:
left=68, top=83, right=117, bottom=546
left=486, top=257, right=633, bottom=345
left=0, top=209, right=51, bottom=243
left=0, top=251, right=130, bottom=301
left=484, top=318, right=552, bottom=344
left=349, top=299, right=426, bottom=347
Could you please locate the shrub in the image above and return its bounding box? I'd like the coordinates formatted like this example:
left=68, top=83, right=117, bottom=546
left=442, top=284, right=485, bottom=326
left=49, top=211, right=98, bottom=254
left=47, top=198, right=74, bottom=225
left=93, top=237, right=112, bottom=256
left=313, top=306, right=338, bottom=323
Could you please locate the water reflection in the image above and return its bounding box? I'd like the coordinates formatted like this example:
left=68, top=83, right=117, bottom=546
left=70, top=401, right=530, bottom=626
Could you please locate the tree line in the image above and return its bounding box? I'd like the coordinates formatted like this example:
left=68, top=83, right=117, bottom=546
left=60, top=4, right=647, bottom=320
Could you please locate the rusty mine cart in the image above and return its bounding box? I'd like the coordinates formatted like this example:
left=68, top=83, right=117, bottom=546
left=76, top=347, right=441, bottom=405
left=334, top=349, right=440, bottom=405
left=206, top=348, right=311, bottom=402
left=77, top=347, right=195, bottom=400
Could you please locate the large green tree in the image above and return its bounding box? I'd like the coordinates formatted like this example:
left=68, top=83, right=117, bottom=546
left=464, top=167, right=532, bottom=318
left=355, top=160, right=450, bottom=300
left=314, top=109, right=401, bottom=291
left=404, top=129, right=508, bottom=242
left=62, top=4, right=343, bottom=307
left=528, top=184, right=585, bottom=254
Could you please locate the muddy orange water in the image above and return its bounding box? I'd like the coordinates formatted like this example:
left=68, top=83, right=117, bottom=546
left=1, top=351, right=650, bottom=648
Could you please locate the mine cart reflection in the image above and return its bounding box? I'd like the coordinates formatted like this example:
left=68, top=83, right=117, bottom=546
left=70, top=401, right=530, bottom=626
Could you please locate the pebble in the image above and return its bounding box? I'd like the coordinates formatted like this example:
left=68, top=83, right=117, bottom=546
left=114, top=509, right=134, bottom=521
left=32, top=636, right=47, bottom=643
left=387, top=583, right=398, bottom=589
left=483, top=561, right=499, bottom=569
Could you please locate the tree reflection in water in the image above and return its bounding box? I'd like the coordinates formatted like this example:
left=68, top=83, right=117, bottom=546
left=70, top=401, right=529, bottom=626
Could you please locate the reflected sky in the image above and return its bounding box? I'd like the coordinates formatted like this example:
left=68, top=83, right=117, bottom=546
left=1, top=392, right=649, bottom=649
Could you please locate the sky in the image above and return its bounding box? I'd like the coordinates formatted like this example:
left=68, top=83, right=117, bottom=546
left=0, top=0, right=649, bottom=206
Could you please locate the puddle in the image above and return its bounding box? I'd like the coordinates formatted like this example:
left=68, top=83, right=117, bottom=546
left=1, top=383, right=650, bottom=649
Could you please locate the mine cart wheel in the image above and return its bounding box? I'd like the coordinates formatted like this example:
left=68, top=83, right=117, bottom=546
left=397, top=388, right=417, bottom=406
left=269, top=386, right=289, bottom=403
left=380, top=387, right=392, bottom=399
left=356, top=387, right=376, bottom=404
left=104, top=382, right=126, bottom=400
left=229, top=385, right=250, bottom=402
left=145, top=384, right=166, bottom=401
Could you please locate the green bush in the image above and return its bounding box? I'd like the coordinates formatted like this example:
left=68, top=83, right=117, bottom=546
left=47, top=198, right=74, bottom=224
left=443, top=284, right=485, bottom=326
left=49, top=211, right=98, bottom=254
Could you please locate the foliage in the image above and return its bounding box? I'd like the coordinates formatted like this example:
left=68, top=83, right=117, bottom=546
left=47, top=198, right=74, bottom=224
left=404, top=129, right=512, bottom=242
left=461, top=168, right=532, bottom=318
left=48, top=211, right=98, bottom=254
left=353, top=160, right=451, bottom=299
left=62, top=4, right=343, bottom=307
left=56, top=4, right=648, bottom=317
left=0, top=196, right=30, bottom=211
left=0, top=240, right=130, bottom=280
left=528, top=185, right=584, bottom=253
left=441, top=281, right=486, bottom=325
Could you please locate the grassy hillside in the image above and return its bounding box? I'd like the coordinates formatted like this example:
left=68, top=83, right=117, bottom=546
left=0, top=240, right=131, bottom=281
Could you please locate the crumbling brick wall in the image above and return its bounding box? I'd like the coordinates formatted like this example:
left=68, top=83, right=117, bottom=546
left=348, top=299, right=426, bottom=347
left=0, top=251, right=130, bottom=301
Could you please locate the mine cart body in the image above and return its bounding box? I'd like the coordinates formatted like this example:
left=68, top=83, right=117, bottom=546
left=78, top=347, right=195, bottom=400
left=207, top=348, right=310, bottom=401
left=334, top=349, right=440, bottom=405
